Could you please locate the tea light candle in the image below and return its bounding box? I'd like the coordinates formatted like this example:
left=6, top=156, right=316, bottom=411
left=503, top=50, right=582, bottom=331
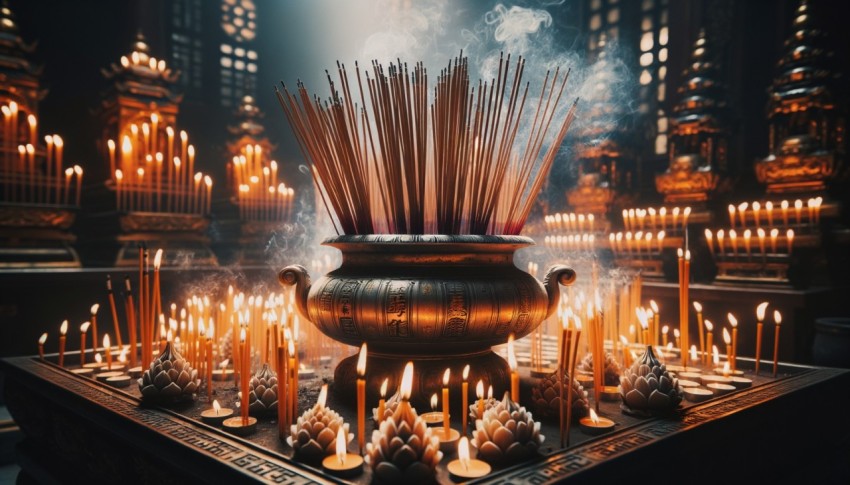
left=728, top=376, right=753, bottom=389
left=71, top=368, right=94, bottom=377
left=58, top=320, right=68, bottom=367
left=700, top=374, right=733, bottom=386
left=83, top=353, right=105, bottom=370
left=95, top=370, right=123, bottom=382
left=201, top=399, right=234, bottom=426
left=447, top=437, right=490, bottom=481
left=579, top=409, right=615, bottom=435
left=678, top=379, right=701, bottom=389
left=106, top=375, right=132, bottom=388
left=421, top=393, right=443, bottom=426
left=683, top=387, right=713, bottom=403
left=322, top=428, right=363, bottom=478
left=600, top=386, right=620, bottom=402
left=707, top=383, right=735, bottom=396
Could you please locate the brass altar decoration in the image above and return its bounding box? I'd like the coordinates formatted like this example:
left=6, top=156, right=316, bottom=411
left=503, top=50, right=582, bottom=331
left=755, top=0, right=844, bottom=194
left=0, top=4, right=83, bottom=268
left=655, top=28, right=724, bottom=204
left=281, top=236, right=576, bottom=407
left=566, top=35, right=626, bottom=216
left=276, top=53, right=579, bottom=405
left=226, top=96, right=295, bottom=264
left=101, top=33, right=217, bottom=267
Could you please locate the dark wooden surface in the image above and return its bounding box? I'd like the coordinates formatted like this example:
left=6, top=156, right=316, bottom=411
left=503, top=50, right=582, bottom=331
left=2, top=354, right=848, bottom=484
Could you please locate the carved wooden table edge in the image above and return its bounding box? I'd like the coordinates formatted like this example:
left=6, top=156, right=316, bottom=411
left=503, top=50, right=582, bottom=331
left=0, top=356, right=336, bottom=484
left=474, top=365, right=849, bottom=484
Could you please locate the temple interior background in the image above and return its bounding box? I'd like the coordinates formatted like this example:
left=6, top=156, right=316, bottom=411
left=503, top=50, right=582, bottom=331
left=0, top=0, right=848, bottom=483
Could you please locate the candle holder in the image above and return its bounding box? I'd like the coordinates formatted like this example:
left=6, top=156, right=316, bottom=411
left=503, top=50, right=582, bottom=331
left=137, top=341, right=200, bottom=404
left=471, top=392, right=544, bottom=466
left=247, top=363, right=278, bottom=417
left=531, top=370, right=589, bottom=421
left=619, top=346, right=683, bottom=417
left=280, top=235, right=575, bottom=409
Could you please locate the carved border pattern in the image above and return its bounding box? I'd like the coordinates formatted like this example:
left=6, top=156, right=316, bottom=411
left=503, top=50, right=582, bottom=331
left=478, top=368, right=845, bottom=484
left=11, top=358, right=327, bottom=485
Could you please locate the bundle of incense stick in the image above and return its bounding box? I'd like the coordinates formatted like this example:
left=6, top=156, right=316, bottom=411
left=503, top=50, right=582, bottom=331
left=276, top=53, right=578, bottom=235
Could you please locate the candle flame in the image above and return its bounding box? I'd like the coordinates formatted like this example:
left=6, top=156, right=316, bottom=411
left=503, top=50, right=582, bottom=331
left=335, top=427, right=347, bottom=465
left=781, top=200, right=789, bottom=209
left=636, top=308, right=649, bottom=330
left=431, top=393, right=438, bottom=410
left=153, top=249, right=163, bottom=270
left=476, top=380, right=484, bottom=399
left=103, top=334, right=110, bottom=349
left=90, top=303, right=99, bottom=315
left=95, top=353, right=102, bottom=364
left=356, top=343, right=367, bottom=377
left=443, top=368, right=450, bottom=386
left=167, top=329, right=173, bottom=342
left=458, top=437, right=471, bottom=470
left=487, top=385, right=493, bottom=399
left=462, top=364, right=470, bottom=381
left=690, top=345, right=698, bottom=362
left=723, top=328, right=731, bottom=345
left=738, top=202, right=748, bottom=212
left=317, top=384, right=328, bottom=408
left=756, top=302, right=769, bottom=322
left=649, top=300, right=659, bottom=313
left=723, top=361, right=730, bottom=376
left=674, top=328, right=680, bottom=338
left=59, top=320, right=68, bottom=335
left=727, top=313, right=737, bottom=327
left=400, top=362, right=414, bottom=401
left=619, top=335, right=629, bottom=346
left=704, top=320, right=714, bottom=332
left=80, top=321, right=90, bottom=333
left=589, top=408, right=599, bottom=424
left=118, top=348, right=127, bottom=363
left=38, top=333, right=47, bottom=345
left=774, top=310, right=782, bottom=325
left=380, top=378, right=388, bottom=398
left=693, top=301, right=702, bottom=313
left=240, top=328, right=246, bottom=343
left=677, top=247, right=683, bottom=258
left=507, top=334, right=517, bottom=371
left=794, top=199, right=802, bottom=209
left=213, top=400, right=221, bottom=414
left=713, top=346, right=720, bottom=365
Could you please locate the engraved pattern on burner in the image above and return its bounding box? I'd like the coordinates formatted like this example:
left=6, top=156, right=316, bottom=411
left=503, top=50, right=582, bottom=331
left=481, top=368, right=843, bottom=484
left=12, top=358, right=325, bottom=484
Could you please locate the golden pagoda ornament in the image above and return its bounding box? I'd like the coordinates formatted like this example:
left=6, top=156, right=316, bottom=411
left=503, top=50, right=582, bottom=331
left=99, top=33, right=217, bottom=267
left=0, top=3, right=83, bottom=268
left=755, top=0, right=844, bottom=194
left=655, top=28, right=723, bottom=204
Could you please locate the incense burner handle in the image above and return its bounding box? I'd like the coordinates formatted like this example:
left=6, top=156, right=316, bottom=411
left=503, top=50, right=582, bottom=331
left=543, top=265, right=577, bottom=319
left=278, top=264, right=312, bottom=322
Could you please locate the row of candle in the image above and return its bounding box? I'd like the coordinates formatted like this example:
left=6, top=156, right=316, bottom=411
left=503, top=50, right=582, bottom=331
left=608, top=230, right=666, bottom=256
left=704, top=227, right=795, bottom=257
left=0, top=102, right=83, bottom=206
left=229, top=144, right=296, bottom=222
left=109, top=113, right=213, bottom=215
left=543, top=212, right=597, bottom=232
left=543, top=234, right=597, bottom=252
left=727, top=198, right=823, bottom=230
left=622, top=206, right=691, bottom=233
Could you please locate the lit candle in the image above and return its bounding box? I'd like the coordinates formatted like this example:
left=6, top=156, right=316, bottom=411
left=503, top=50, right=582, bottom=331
left=728, top=204, right=736, bottom=229
left=476, top=380, right=485, bottom=419
left=744, top=229, right=752, bottom=258
left=770, top=228, right=779, bottom=254
left=755, top=302, right=768, bottom=375
left=723, top=328, right=732, bottom=364
left=672, top=207, right=680, bottom=229
left=660, top=207, right=667, bottom=230
left=322, top=427, right=364, bottom=478
left=693, top=301, right=704, bottom=359
left=79, top=321, right=90, bottom=366
left=661, top=325, right=669, bottom=347
left=90, top=303, right=100, bottom=354
left=704, top=320, right=714, bottom=366
left=781, top=200, right=789, bottom=226
left=765, top=201, right=774, bottom=227
left=461, top=364, right=470, bottom=435
left=377, top=378, right=388, bottom=424
left=752, top=201, right=761, bottom=227
left=683, top=206, right=691, bottom=228
left=728, top=313, right=738, bottom=372
left=772, top=310, right=782, bottom=377
left=673, top=328, right=680, bottom=350
left=649, top=300, right=660, bottom=346
left=757, top=228, right=766, bottom=256
left=58, top=320, right=68, bottom=367
left=689, top=345, right=699, bottom=365
left=448, top=436, right=490, bottom=481
left=356, top=342, right=367, bottom=455
left=38, top=333, right=47, bottom=361
left=786, top=229, right=794, bottom=255
left=579, top=408, right=615, bottom=435
left=201, top=399, right=234, bottom=426
left=794, top=199, right=802, bottom=226
left=103, top=334, right=112, bottom=370
left=737, top=202, right=748, bottom=228
left=442, top=368, right=451, bottom=438
left=717, top=229, right=725, bottom=255
left=704, top=229, right=714, bottom=255
left=729, top=229, right=738, bottom=256
left=240, top=328, right=248, bottom=422
left=507, top=334, right=519, bottom=402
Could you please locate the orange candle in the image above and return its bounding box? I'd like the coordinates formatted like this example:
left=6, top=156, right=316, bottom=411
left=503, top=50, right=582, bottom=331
left=755, top=302, right=768, bottom=375
left=103, top=334, right=113, bottom=371
left=507, top=334, right=519, bottom=402
left=476, top=380, right=484, bottom=419
left=442, top=367, right=451, bottom=437
left=90, top=303, right=100, bottom=355
left=80, top=321, right=90, bottom=366
left=356, top=343, right=367, bottom=455
left=728, top=313, right=738, bottom=372
left=461, top=365, right=470, bottom=435
left=38, top=333, right=47, bottom=361
left=377, top=378, right=388, bottom=424
left=772, top=311, right=782, bottom=377
left=58, top=320, right=68, bottom=367
left=240, top=328, right=249, bottom=424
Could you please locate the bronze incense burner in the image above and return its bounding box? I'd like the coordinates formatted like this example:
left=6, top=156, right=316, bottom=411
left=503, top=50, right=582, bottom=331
left=280, top=234, right=575, bottom=407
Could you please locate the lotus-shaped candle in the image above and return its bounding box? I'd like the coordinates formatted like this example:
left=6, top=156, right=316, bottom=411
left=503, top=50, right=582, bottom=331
left=290, top=385, right=352, bottom=461
left=531, top=370, right=590, bottom=420
left=365, top=362, right=443, bottom=484
left=248, top=363, right=278, bottom=416
left=578, top=352, right=622, bottom=386
left=138, top=342, right=200, bottom=403
left=372, top=390, right=401, bottom=423
left=619, top=345, right=683, bottom=416
left=471, top=392, right=544, bottom=465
